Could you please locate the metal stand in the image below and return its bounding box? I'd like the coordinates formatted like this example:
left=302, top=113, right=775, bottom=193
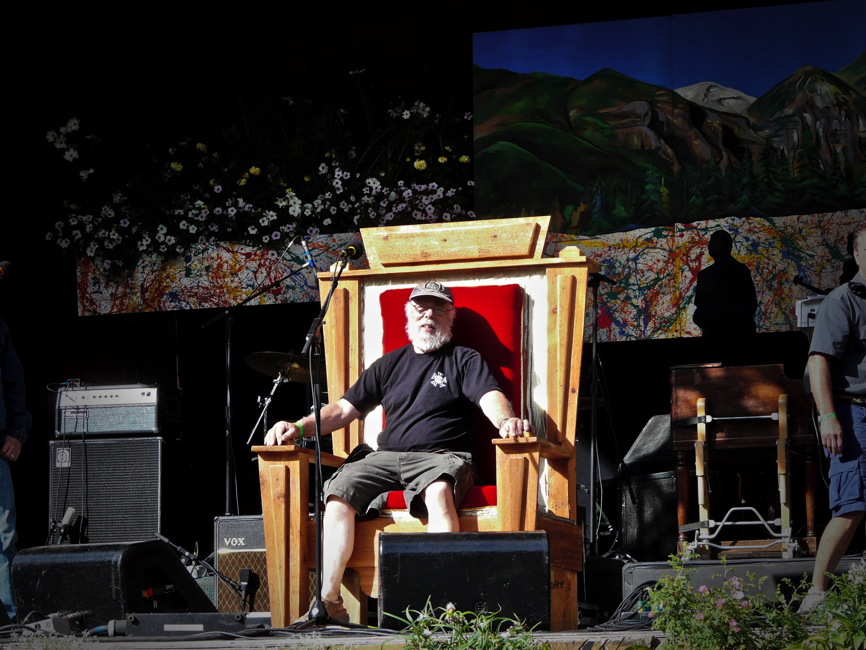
left=202, top=256, right=308, bottom=516
left=296, top=254, right=361, bottom=628
left=586, top=272, right=618, bottom=558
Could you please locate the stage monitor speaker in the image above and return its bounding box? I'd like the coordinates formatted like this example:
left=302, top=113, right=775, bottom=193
left=49, top=437, right=161, bottom=543
left=621, top=554, right=863, bottom=602
left=617, top=470, right=678, bottom=562
left=213, top=516, right=270, bottom=613
left=378, top=531, right=550, bottom=630
left=12, top=540, right=216, bottom=631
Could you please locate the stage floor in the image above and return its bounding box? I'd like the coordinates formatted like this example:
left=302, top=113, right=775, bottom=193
left=6, top=552, right=861, bottom=649
left=1, top=625, right=664, bottom=649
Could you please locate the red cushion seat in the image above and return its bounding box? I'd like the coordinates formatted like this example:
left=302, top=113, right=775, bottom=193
left=379, top=284, right=524, bottom=509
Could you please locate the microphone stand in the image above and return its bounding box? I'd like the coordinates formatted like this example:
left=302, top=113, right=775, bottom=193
left=155, top=534, right=248, bottom=611
left=298, top=254, right=353, bottom=627
left=203, top=262, right=310, bottom=516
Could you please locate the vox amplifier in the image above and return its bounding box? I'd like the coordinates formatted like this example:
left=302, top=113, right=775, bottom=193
left=213, top=516, right=270, bottom=613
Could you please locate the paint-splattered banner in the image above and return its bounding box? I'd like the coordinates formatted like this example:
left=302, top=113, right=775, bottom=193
left=77, top=210, right=863, bottom=342
left=75, top=233, right=363, bottom=316
left=548, top=210, right=864, bottom=341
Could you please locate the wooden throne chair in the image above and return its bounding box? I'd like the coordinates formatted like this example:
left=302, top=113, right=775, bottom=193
left=253, top=216, right=597, bottom=630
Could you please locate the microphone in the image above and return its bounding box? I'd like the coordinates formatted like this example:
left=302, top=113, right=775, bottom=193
left=590, top=272, right=618, bottom=285
left=0, top=261, right=10, bottom=280
left=301, top=238, right=318, bottom=271
left=56, top=506, right=75, bottom=544
left=340, top=243, right=364, bottom=260
left=793, top=275, right=830, bottom=296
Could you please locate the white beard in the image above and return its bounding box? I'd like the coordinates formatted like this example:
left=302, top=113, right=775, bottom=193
left=406, top=320, right=452, bottom=353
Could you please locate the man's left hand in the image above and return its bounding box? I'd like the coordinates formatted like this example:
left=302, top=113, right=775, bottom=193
left=499, top=417, right=533, bottom=438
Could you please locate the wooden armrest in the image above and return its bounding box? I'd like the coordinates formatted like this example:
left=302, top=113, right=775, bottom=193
left=252, top=444, right=344, bottom=468
left=492, top=436, right=572, bottom=460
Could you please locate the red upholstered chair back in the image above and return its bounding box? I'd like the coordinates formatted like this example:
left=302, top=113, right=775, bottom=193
left=379, top=284, right=524, bottom=505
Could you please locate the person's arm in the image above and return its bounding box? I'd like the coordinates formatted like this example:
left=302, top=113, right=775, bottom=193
left=264, top=398, right=362, bottom=445
left=807, top=352, right=844, bottom=456
left=478, top=389, right=533, bottom=438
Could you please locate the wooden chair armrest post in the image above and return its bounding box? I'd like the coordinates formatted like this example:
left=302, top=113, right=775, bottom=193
left=252, top=444, right=345, bottom=626
left=492, top=437, right=541, bottom=531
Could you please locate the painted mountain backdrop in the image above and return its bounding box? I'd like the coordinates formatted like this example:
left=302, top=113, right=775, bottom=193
left=473, top=51, right=866, bottom=235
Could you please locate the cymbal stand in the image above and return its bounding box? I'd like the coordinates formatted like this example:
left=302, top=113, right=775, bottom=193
left=245, top=368, right=289, bottom=445
left=203, top=257, right=309, bottom=517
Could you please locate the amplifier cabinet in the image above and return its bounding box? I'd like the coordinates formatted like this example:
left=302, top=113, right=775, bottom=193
left=49, top=437, right=162, bottom=544
left=213, top=516, right=270, bottom=613
left=56, top=384, right=180, bottom=437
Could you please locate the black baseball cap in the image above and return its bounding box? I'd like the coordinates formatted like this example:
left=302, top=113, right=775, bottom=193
left=409, top=280, right=454, bottom=304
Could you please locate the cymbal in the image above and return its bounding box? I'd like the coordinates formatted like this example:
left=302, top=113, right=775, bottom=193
left=245, top=351, right=326, bottom=383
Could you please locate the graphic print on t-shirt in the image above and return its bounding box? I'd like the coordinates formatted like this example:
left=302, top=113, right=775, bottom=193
left=430, top=371, right=448, bottom=388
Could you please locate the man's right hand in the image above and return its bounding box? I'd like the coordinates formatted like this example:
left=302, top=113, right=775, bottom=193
left=265, top=421, right=302, bottom=446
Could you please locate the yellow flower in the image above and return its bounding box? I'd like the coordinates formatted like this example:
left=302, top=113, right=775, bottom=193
left=304, top=175, right=311, bottom=182
left=238, top=178, right=247, bottom=186
left=438, top=156, right=447, bottom=163
left=170, top=162, right=183, bottom=172
left=459, top=155, right=470, bottom=163
left=413, top=159, right=427, bottom=170
left=196, top=143, right=207, bottom=153
left=249, top=166, right=261, bottom=176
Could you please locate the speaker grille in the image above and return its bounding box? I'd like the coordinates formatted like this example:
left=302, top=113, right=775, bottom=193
left=49, top=437, right=162, bottom=543
left=215, top=550, right=270, bottom=613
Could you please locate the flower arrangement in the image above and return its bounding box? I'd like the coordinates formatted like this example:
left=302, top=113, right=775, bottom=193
left=644, top=550, right=808, bottom=649
left=45, top=88, right=476, bottom=274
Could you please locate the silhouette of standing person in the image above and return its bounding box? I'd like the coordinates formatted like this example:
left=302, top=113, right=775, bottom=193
left=693, top=230, right=759, bottom=360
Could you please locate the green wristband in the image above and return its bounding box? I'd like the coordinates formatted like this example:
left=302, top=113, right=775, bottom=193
left=818, top=412, right=836, bottom=423
left=295, top=422, right=305, bottom=438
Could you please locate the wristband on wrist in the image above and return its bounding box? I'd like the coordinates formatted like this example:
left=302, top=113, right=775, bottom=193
left=818, top=412, right=836, bottom=423
left=498, top=417, right=511, bottom=429
left=294, top=422, right=305, bottom=438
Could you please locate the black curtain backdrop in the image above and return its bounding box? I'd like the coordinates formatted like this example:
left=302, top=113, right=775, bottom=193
left=4, top=1, right=826, bottom=560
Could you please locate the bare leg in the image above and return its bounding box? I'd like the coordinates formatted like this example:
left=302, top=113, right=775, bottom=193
left=811, top=511, right=865, bottom=590
left=423, top=479, right=460, bottom=533
left=321, top=496, right=357, bottom=601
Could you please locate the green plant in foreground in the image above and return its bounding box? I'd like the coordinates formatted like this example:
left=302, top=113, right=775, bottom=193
left=646, top=550, right=809, bottom=649
left=787, top=558, right=866, bottom=650
left=390, top=600, right=550, bottom=649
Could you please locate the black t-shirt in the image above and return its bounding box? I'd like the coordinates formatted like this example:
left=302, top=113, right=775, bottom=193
left=342, top=340, right=503, bottom=453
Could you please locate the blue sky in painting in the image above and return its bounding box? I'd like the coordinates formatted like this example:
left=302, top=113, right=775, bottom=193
left=472, top=0, right=865, bottom=98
